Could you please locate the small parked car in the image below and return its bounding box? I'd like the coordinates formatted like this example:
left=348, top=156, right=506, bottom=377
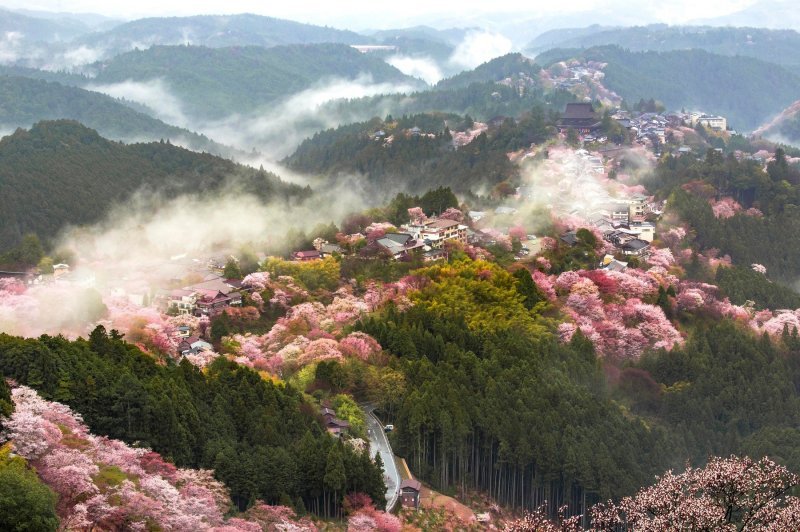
left=384, top=424, right=394, bottom=432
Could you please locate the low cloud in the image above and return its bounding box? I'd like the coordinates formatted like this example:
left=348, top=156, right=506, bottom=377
left=386, top=55, right=442, bottom=85
left=0, top=31, right=25, bottom=64
left=85, top=74, right=418, bottom=159
left=85, top=78, right=191, bottom=127
left=0, top=175, right=376, bottom=338
left=448, top=30, right=513, bottom=71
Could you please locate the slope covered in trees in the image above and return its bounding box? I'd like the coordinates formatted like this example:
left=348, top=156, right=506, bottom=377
left=350, top=258, right=800, bottom=519
left=0, top=328, right=386, bottom=516
left=535, top=45, right=800, bottom=130
left=285, top=110, right=554, bottom=194
left=650, top=149, right=800, bottom=283
left=434, top=53, right=541, bottom=91
left=323, top=75, right=575, bottom=126
left=86, top=44, right=424, bottom=120
left=0, top=75, right=230, bottom=154
left=0, top=120, right=309, bottom=250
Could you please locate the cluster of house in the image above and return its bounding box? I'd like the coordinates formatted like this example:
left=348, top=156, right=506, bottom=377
left=560, top=193, right=658, bottom=261
left=371, top=126, right=438, bottom=147
left=157, top=272, right=246, bottom=318
left=290, top=217, right=470, bottom=264
left=545, top=60, right=609, bottom=92
left=558, top=102, right=729, bottom=151
left=375, top=218, right=468, bottom=261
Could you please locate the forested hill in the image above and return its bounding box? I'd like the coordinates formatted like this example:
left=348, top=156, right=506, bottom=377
left=0, top=76, right=232, bottom=155
left=74, top=13, right=368, bottom=53
left=434, top=53, right=541, bottom=90
left=0, top=120, right=309, bottom=249
left=535, top=45, right=800, bottom=131
left=284, top=111, right=554, bottom=194
left=526, top=25, right=800, bottom=69
left=86, top=44, right=425, bottom=120
left=320, top=79, right=576, bottom=133
left=0, top=329, right=387, bottom=514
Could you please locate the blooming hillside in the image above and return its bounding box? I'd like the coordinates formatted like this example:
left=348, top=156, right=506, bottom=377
left=1, top=385, right=316, bottom=531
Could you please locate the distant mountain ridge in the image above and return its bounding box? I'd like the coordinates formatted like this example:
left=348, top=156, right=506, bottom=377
left=82, top=43, right=425, bottom=120
left=73, top=13, right=370, bottom=56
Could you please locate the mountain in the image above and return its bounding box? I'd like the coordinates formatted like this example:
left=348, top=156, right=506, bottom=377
left=0, top=75, right=233, bottom=155
left=535, top=45, right=800, bottom=131
left=10, top=8, right=122, bottom=31
left=0, top=120, right=308, bottom=249
left=84, top=44, right=425, bottom=120
left=365, top=26, right=467, bottom=63
left=435, top=53, right=541, bottom=90
left=284, top=110, right=554, bottom=195
left=368, top=25, right=472, bottom=47
left=526, top=24, right=616, bottom=53
left=73, top=13, right=369, bottom=56
left=526, top=24, right=800, bottom=69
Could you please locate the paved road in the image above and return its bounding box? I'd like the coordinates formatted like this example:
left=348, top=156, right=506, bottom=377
left=362, top=405, right=400, bottom=511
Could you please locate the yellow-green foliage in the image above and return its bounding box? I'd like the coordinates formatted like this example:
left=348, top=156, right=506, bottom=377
left=333, top=394, right=367, bottom=439
left=262, top=256, right=340, bottom=292
left=413, top=259, right=548, bottom=335
left=93, top=465, right=135, bottom=492
left=290, top=363, right=318, bottom=392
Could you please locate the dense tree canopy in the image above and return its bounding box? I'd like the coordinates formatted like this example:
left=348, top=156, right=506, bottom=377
left=0, top=328, right=385, bottom=515
left=0, top=120, right=309, bottom=253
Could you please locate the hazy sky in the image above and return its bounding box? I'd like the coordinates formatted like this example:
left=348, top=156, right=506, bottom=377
left=2, top=0, right=760, bottom=29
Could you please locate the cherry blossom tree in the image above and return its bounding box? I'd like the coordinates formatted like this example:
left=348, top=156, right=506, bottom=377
left=646, top=248, right=675, bottom=268
left=407, top=207, right=427, bottom=224
left=439, top=207, right=465, bottom=222
left=590, top=456, right=800, bottom=531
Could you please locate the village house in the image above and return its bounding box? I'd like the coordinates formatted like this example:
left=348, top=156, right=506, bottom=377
left=400, top=479, right=422, bottom=509
left=689, top=112, right=727, bottom=131
left=560, top=230, right=579, bottom=246
left=375, top=233, right=426, bottom=260
left=178, top=336, right=213, bottom=356
left=292, top=250, right=322, bottom=261
left=600, top=254, right=629, bottom=272
left=52, top=263, right=70, bottom=279
left=320, top=407, right=350, bottom=438
left=401, top=218, right=467, bottom=249
left=621, top=238, right=650, bottom=257
left=313, top=238, right=344, bottom=257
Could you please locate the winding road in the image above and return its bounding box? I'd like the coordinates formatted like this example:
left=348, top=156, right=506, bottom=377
left=362, top=405, right=400, bottom=511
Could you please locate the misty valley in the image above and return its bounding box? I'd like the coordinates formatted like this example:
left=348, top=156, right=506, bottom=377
left=3, top=2, right=800, bottom=531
